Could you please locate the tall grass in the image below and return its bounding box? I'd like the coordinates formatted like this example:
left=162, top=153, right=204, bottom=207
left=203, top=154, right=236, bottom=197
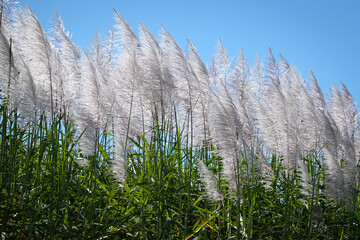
left=0, top=3, right=359, bottom=239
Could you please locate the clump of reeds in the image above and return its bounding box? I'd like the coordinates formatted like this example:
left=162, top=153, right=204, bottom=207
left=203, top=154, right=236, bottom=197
left=0, top=2, right=359, bottom=239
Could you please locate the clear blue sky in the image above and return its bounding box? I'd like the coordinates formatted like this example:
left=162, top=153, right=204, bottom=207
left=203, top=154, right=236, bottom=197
left=21, top=0, right=360, bottom=104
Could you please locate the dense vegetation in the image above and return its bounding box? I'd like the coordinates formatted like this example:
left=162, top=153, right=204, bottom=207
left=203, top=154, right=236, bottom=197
left=0, top=2, right=359, bottom=239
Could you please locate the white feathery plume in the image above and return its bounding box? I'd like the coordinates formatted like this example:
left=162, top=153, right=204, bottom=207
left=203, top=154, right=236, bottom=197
left=281, top=67, right=309, bottom=184
left=354, top=123, right=360, bottom=194
left=50, top=51, right=63, bottom=112
left=341, top=82, right=360, bottom=207
left=112, top=130, right=127, bottom=183
left=279, top=54, right=290, bottom=74
left=209, top=87, right=238, bottom=191
left=187, top=39, right=211, bottom=91
left=88, top=32, right=117, bottom=126
left=113, top=10, right=137, bottom=47
left=0, top=29, right=16, bottom=100
left=327, top=83, right=358, bottom=205
left=115, top=45, right=148, bottom=141
left=89, top=31, right=113, bottom=84
left=76, top=51, right=106, bottom=156
left=0, top=0, right=17, bottom=36
left=51, top=11, right=81, bottom=117
left=76, top=44, right=109, bottom=159
left=79, top=52, right=104, bottom=125
left=259, top=63, right=289, bottom=163
left=228, top=49, right=250, bottom=102
left=229, top=49, right=250, bottom=98
left=341, top=135, right=357, bottom=206
left=89, top=31, right=102, bottom=65
left=339, top=82, right=359, bottom=141
left=138, top=23, right=174, bottom=119
left=159, top=26, right=192, bottom=116
left=351, top=85, right=360, bottom=175
left=76, top=114, right=97, bottom=158
left=91, top=29, right=117, bottom=87
left=328, top=83, right=358, bottom=152
left=328, top=84, right=357, bottom=139
left=228, top=50, right=270, bottom=179
left=281, top=66, right=320, bottom=185
left=322, top=148, right=346, bottom=201
left=197, top=159, right=223, bottom=202
left=257, top=50, right=290, bottom=162
left=210, top=42, right=271, bottom=191
left=213, top=39, right=232, bottom=87
left=256, top=52, right=314, bottom=187
left=265, top=48, right=280, bottom=87
left=250, top=53, right=265, bottom=98
left=285, top=66, right=319, bottom=153
left=0, top=12, right=12, bottom=44
left=308, top=73, right=348, bottom=200
left=248, top=55, right=276, bottom=180
left=320, top=120, right=346, bottom=201
left=113, top=12, right=152, bottom=138
left=103, top=26, right=118, bottom=71
left=254, top=96, right=282, bottom=156
left=228, top=50, right=254, bottom=143
left=160, top=27, right=209, bottom=145
left=159, top=27, right=198, bottom=99
left=110, top=13, right=141, bottom=182
left=160, top=30, right=221, bottom=196
left=309, top=72, right=342, bottom=156
left=309, top=71, right=326, bottom=110
left=209, top=43, right=241, bottom=191
left=13, top=6, right=61, bottom=117
left=0, top=0, right=17, bottom=21
left=254, top=91, right=286, bottom=182
left=186, top=40, right=212, bottom=143
left=0, top=12, right=38, bottom=124
left=15, top=57, right=38, bottom=124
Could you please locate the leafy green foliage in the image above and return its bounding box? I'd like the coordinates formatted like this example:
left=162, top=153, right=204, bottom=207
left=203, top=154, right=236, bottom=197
left=0, top=108, right=359, bottom=239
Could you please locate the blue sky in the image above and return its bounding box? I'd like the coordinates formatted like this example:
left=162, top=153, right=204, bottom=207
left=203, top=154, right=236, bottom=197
left=21, top=0, right=360, bottom=103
